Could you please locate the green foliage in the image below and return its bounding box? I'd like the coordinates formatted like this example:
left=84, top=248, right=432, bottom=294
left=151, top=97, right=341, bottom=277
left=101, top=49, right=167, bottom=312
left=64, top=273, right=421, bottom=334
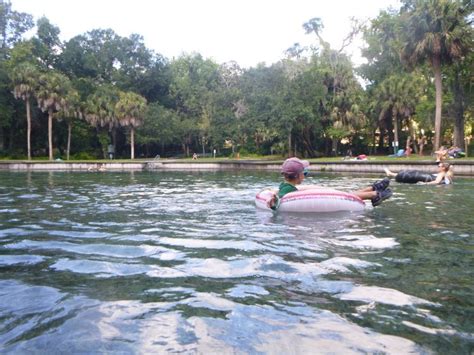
left=33, top=16, right=61, bottom=69
left=70, top=151, right=96, bottom=160
left=137, top=102, right=178, bottom=144
left=36, top=70, right=72, bottom=113
left=0, top=1, right=471, bottom=159
left=115, top=91, right=147, bottom=128
left=0, top=0, right=33, bottom=53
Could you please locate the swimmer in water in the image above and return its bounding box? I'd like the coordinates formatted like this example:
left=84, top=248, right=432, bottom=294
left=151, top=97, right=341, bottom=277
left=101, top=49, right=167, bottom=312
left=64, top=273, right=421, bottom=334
left=267, top=157, right=393, bottom=209
left=384, top=162, right=453, bottom=185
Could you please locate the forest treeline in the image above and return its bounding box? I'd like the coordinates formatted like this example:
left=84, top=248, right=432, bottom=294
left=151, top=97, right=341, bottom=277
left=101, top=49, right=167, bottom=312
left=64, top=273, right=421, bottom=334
left=0, top=0, right=472, bottom=160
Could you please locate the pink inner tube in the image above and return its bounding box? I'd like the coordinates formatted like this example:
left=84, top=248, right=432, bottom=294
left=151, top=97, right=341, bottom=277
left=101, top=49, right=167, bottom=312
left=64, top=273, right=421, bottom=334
left=255, top=188, right=366, bottom=213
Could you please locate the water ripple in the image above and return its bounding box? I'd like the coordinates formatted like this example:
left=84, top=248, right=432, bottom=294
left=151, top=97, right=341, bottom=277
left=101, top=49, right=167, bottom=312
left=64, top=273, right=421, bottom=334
left=0, top=171, right=472, bottom=353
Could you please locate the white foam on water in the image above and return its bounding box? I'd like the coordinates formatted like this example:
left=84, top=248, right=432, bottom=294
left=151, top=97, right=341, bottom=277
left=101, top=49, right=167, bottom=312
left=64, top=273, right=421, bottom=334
left=320, top=257, right=380, bottom=273
left=338, top=285, right=438, bottom=307
left=0, top=255, right=45, bottom=265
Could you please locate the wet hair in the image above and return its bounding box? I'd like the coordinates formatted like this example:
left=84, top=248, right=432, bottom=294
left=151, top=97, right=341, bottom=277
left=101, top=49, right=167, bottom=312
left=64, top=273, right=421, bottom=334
left=282, top=172, right=299, bottom=180
left=439, top=162, right=451, bottom=171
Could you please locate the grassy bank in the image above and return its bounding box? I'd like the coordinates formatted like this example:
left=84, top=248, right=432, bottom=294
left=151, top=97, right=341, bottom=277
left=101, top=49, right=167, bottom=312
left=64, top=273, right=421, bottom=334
left=1, top=154, right=473, bottom=164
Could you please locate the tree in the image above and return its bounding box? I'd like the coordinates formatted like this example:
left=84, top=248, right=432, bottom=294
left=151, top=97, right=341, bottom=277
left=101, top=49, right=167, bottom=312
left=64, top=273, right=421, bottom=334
left=115, top=91, right=147, bottom=159
left=239, top=64, right=288, bottom=155
left=448, top=38, right=473, bottom=147
left=32, top=16, right=61, bottom=69
left=300, top=17, right=367, bottom=156
left=375, top=73, right=424, bottom=153
left=400, top=0, right=472, bottom=150
left=84, top=84, right=120, bottom=158
left=0, top=0, right=33, bottom=57
left=84, top=84, right=118, bottom=129
left=169, top=54, right=220, bottom=156
left=35, top=71, right=72, bottom=160
left=0, top=0, right=33, bottom=151
left=59, top=29, right=120, bottom=81
left=137, top=102, right=179, bottom=157
left=10, top=61, right=39, bottom=159
left=56, top=88, right=81, bottom=160
left=359, top=9, right=404, bottom=86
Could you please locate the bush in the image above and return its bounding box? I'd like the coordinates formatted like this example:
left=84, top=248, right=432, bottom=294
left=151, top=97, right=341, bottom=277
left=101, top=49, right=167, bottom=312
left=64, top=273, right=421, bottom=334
left=70, top=152, right=97, bottom=160
left=468, top=143, right=474, bottom=157
left=9, top=150, right=27, bottom=160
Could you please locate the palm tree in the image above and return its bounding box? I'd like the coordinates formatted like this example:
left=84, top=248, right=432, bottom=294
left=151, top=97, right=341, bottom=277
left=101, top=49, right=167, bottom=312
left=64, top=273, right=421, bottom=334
left=115, top=91, right=147, bottom=159
left=376, top=73, right=424, bottom=153
left=84, top=85, right=120, bottom=158
left=84, top=85, right=119, bottom=130
left=400, top=0, right=472, bottom=150
left=10, top=62, right=39, bottom=160
left=35, top=71, right=72, bottom=160
left=56, top=89, right=81, bottom=160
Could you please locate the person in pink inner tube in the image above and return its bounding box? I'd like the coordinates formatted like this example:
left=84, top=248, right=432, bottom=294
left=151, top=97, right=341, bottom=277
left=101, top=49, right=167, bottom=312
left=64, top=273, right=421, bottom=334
left=267, top=157, right=393, bottom=210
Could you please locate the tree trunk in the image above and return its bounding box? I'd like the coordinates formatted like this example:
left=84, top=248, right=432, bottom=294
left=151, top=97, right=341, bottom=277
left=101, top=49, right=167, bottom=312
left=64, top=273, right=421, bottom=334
left=0, top=127, right=4, bottom=151
left=452, top=68, right=465, bottom=147
left=378, top=127, right=384, bottom=153
left=432, top=55, right=443, bottom=151
left=392, top=108, right=399, bottom=155
left=130, top=127, right=135, bottom=159
left=332, top=138, right=338, bottom=156
left=48, top=109, right=53, bottom=161
left=324, top=137, right=330, bottom=156
left=371, top=128, right=377, bottom=155
left=287, top=130, right=292, bottom=157
left=112, top=128, right=117, bottom=153
left=8, top=116, right=14, bottom=150
left=26, top=97, right=31, bottom=160
left=66, top=122, right=72, bottom=160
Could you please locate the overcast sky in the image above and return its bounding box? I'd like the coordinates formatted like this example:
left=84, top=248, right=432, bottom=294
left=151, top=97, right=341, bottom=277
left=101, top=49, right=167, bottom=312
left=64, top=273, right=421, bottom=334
left=10, top=0, right=401, bottom=68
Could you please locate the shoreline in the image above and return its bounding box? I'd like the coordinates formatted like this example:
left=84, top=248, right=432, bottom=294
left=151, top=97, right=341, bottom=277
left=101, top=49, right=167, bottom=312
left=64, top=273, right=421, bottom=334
left=1, top=159, right=473, bottom=176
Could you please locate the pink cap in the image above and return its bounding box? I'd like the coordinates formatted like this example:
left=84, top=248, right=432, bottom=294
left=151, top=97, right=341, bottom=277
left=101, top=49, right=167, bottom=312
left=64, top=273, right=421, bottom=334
left=281, top=157, right=310, bottom=175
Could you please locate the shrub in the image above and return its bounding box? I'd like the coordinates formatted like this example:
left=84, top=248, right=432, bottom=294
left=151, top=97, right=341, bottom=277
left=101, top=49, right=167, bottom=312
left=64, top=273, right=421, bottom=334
left=70, top=152, right=96, bottom=160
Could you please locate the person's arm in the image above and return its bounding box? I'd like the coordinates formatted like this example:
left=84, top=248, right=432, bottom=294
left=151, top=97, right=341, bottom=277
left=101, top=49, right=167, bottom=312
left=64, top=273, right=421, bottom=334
left=424, top=172, right=444, bottom=185
left=267, top=191, right=279, bottom=209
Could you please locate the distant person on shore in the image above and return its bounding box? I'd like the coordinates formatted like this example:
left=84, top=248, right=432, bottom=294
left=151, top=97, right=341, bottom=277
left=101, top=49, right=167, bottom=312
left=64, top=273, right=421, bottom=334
left=434, top=146, right=449, bottom=163
left=192, top=153, right=198, bottom=160
left=447, top=146, right=465, bottom=158
left=344, top=149, right=353, bottom=160
left=267, top=157, right=392, bottom=210
left=405, top=137, right=412, bottom=156
left=417, top=135, right=426, bottom=156
left=107, top=144, right=115, bottom=159
left=384, top=162, right=453, bottom=185
left=433, top=146, right=465, bottom=162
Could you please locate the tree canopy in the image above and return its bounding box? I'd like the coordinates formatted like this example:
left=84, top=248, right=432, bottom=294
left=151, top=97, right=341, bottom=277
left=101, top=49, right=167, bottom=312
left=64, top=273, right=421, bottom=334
left=0, top=0, right=472, bottom=160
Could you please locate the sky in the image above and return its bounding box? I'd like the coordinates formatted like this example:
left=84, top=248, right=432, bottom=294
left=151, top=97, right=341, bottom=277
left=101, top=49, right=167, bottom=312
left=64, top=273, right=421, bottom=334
left=10, top=0, right=401, bottom=68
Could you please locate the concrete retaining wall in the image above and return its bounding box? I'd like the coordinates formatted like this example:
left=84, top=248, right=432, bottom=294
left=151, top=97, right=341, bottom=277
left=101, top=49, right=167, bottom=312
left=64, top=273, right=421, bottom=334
left=0, top=160, right=473, bottom=176
left=151, top=160, right=474, bottom=176
left=0, top=162, right=144, bottom=171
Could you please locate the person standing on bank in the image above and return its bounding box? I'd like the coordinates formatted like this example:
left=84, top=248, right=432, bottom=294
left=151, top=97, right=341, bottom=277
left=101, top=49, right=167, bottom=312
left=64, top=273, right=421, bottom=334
left=108, top=144, right=115, bottom=159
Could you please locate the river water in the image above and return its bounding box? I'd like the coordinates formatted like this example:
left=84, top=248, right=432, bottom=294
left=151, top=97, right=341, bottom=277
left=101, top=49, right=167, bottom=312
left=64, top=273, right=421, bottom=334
left=0, top=170, right=472, bottom=353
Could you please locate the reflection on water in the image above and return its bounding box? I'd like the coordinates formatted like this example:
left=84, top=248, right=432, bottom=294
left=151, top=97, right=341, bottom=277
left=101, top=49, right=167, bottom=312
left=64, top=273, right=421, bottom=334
left=0, top=171, right=473, bottom=353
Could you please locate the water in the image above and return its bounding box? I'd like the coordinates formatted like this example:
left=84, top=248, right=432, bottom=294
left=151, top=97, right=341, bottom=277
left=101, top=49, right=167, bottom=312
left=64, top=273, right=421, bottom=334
left=0, top=170, right=473, bottom=354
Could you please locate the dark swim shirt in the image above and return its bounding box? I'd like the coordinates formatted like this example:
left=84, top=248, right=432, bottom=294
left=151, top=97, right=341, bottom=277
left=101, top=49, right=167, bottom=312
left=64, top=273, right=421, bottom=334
left=278, top=182, right=298, bottom=198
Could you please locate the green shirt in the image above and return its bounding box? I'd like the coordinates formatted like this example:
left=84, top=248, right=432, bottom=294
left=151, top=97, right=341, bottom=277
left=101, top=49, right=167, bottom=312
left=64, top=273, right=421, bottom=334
left=278, top=182, right=298, bottom=198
